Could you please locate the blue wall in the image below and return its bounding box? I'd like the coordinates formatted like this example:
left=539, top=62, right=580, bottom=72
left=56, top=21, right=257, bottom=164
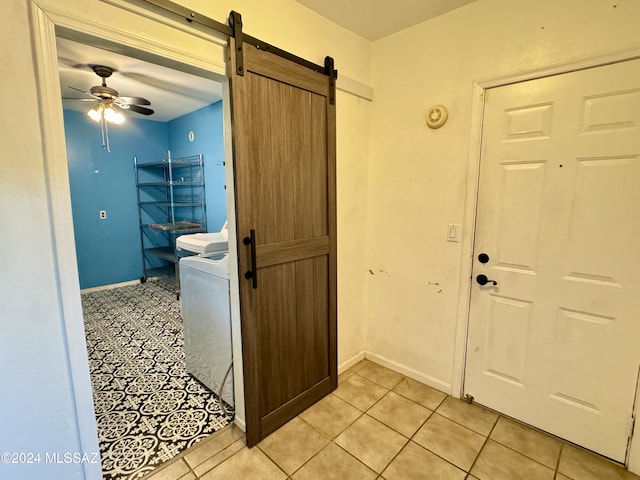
left=65, top=101, right=225, bottom=289
left=168, top=101, right=226, bottom=231
left=64, top=109, right=168, bottom=289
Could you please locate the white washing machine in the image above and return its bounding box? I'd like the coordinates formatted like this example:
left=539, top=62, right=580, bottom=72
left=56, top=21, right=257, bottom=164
left=179, top=254, right=234, bottom=407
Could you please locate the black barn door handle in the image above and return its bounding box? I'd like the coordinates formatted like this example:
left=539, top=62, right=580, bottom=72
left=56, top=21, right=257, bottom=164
left=243, top=229, right=257, bottom=289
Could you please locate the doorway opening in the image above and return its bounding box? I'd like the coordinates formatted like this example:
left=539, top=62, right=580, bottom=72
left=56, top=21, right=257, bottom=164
left=56, top=35, right=236, bottom=479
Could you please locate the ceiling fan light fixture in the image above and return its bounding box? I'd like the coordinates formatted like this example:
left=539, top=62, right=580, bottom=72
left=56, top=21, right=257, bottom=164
left=103, top=105, right=125, bottom=125
left=87, top=105, right=102, bottom=122
left=87, top=101, right=125, bottom=125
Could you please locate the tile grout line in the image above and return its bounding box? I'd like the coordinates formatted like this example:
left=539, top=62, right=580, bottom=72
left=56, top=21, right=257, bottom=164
left=356, top=366, right=405, bottom=390
left=300, top=393, right=367, bottom=438
left=386, top=377, right=449, bottom=413
left=334, top=373, right=389, bottom=410
left=377, top=390, right=450, bottom=478
left=468, top=413, right=567, bottom=478
left=377, top=412, right=432, bottom=477
left=184, top=458, right=197, bottom=479
left=463, top=410, right=501, bottom=478
left=343, top=364, right=451, bottom=416
left=189, top=437, right=247, bottom=478
left=485, top=421, right=563, bottom=475
left=254, top=443, right=290, bottom=480
left=284, top=370, right=408, bottom=479
left=187, top=437, right=251, bottom=479
left=257, top=412, right=368, bottom=479
left=266, top=368, right=392, bottom=478
left=353, top=370, right=446, bottom=476
left=333, top=439, right=391, bottom=477
left=188, top=427, right=242, bottom=467
left=553, top=443, right=565, bottom=480
left=287, top=407, right=379, bottom=477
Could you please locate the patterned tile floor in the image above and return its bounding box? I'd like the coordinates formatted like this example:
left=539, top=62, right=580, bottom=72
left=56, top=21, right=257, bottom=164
left=82, top=279, right=233, bottom=480
left=145, top=359, right=640, bottom=480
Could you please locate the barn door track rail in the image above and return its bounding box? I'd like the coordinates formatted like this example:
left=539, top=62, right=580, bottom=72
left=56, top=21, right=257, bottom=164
left=125, top=0, right=337, bottom=102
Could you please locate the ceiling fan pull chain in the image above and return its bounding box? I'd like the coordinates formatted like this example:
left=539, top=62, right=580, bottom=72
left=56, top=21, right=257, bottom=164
left=101, top=116, right=111, bottom=153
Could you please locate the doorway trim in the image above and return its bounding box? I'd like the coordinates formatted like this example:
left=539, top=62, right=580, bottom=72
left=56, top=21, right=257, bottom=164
left=452, top=46, right=640, bottom=472
left=29, top=2, right=237, bottom=477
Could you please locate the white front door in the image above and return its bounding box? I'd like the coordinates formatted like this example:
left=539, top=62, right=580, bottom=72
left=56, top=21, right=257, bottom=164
left=465, top=59, right=640, bottom=462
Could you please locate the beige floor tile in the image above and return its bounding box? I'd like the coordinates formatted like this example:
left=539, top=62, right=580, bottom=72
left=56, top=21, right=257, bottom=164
left=356, top=361, right=404, bottom=389
left=351, top=359, right=375, bottom=372
left=490, top=417, right=561, bottom=469
left=292, top=443, right=377, bottom=480
left=333, top=373, right=388, bottom=411
left=200, top=446, right=286, bottom=480
left=178, top=473, right=196, bottom=480
left=339, top=359, right=369, bottom=381
left=192, top=439, right=244, bottom=477
left=392, top=378, right=447, bottom=410
left=558, top=444, right=640, bottom=480
left=412, top=412, right=485, bottom=471
left=471, top=440, right=554, bottom=480
left=436, top=397, right=498, bottom=435
left=258, top=417, right=329, bottom=474
left=184, top=425, right=244, bottom=469
left=338, top=371, right=355, bottom=384
left=382, top=441, right=466, bottom=480
left=145, top=459, right=191, bottom=480
left=367, top=391, right=432, bottom=438
left=556, top=475, right=571, bottom=480
left=299, top=393, right=362, bottom=439
left=335, top=414, right=407, bottom=473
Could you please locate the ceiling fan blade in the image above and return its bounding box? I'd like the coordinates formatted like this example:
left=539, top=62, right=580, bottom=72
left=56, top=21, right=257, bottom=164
left=62, top=97, right=99, bottom=101
left=118, top=96, right=151, bottom=106
left=67, top=85, right=99, bottom=98
left=128, top=104, right=155, bottom=116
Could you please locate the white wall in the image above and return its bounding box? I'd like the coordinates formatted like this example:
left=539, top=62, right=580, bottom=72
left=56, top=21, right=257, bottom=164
left=3, top=0, right=371, bottom=478
left=366, top=0, right=640, bottom=392
left=0, top=2, right=90, bottom=479
left=336, top=91, right=370, bottom=363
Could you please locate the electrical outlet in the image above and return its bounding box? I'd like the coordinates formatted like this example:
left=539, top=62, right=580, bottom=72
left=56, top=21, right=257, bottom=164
left=99, top=210, right=107, bottom=220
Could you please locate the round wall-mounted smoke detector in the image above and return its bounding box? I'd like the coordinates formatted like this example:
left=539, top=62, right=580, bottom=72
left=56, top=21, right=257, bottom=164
left=426, top=105, right=448, bottom=129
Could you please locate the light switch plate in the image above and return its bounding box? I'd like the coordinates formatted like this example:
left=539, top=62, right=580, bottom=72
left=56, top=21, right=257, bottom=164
left=447, top=223, right=459, bottom=242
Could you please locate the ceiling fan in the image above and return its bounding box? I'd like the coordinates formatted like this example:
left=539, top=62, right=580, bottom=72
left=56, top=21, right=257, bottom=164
left=66, top=65, right=154, bottom=117
left=64, top=65, right=154, bottom=152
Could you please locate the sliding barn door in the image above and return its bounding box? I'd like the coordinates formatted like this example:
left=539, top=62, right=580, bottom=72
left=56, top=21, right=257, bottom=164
left=229, top=40, right=337, bottom=446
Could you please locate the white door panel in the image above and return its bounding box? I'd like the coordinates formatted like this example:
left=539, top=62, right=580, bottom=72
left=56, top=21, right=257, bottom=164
left=466, top=59, right=640, bottom=462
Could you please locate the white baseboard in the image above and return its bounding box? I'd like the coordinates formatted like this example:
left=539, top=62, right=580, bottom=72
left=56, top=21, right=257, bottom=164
left=338, top=351, right=366, bottom=374
left=337, top=350, right=453, bottom=396
left=233, top=416, right=246, bottom=432
left=363, top=351, right=453, bottom=395
left=80, top=278, right=143, bottom=293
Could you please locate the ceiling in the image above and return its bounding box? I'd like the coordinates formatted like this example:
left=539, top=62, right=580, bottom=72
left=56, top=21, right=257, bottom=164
left=295, top=0, right=477, bottom=41
left=57, top=37, right=223, bottom=122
